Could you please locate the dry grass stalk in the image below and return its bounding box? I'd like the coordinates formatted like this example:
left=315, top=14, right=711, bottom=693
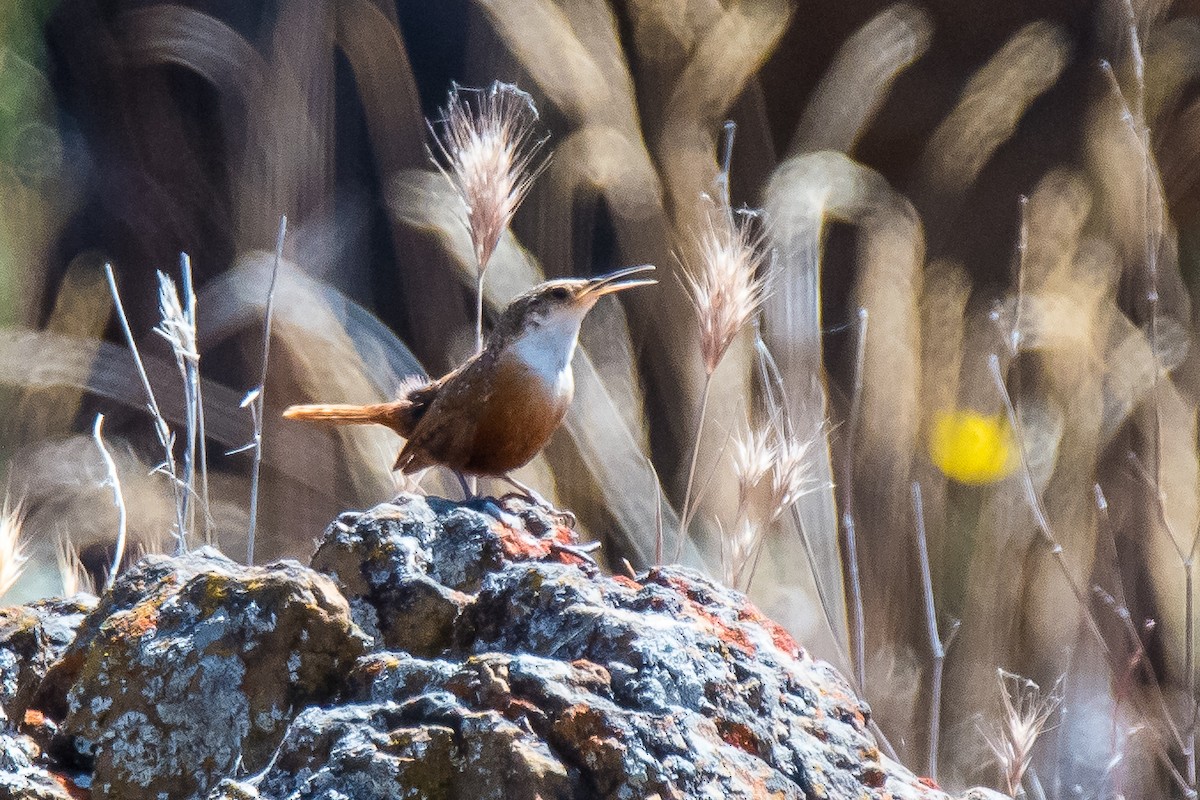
left=92, top=413, right=127, bottom=592
left=105, top=263, right=187, bottom=554
left=677, top=200, right=768, bottom=558
left=984, top=669, right=1063, bottom=796
left=0, top=498, right=28, bottom=599
left=429, top=81, right=547, bottom=352
left=155, top=267, right=202, bottom=543
left=245, top=216, right=287, bottom=566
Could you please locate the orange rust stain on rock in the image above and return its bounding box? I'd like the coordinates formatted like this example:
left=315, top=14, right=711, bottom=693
left=23, top=708, right=45, bottom=727
left=495, top=522, right=553, bottom=562
left=504, top=697, right=540, bottom=720
left=736, top=604, right=803, bottom=658
left=494, top=520, right=589, bottom=566
left=715, top=718, right=762, bottom=757
left=612, top=575, right=642, bottom=590
left=360, top=658, right=388, bottom=677
left=918, top=775, right=941, bottom=790
left=655, top=574, right=758, bottom=655
left=110, top=603, right=160, bottom=639
left=691, top=603, right=757, bottom=655
left=861, top=764, right=887, bottom=788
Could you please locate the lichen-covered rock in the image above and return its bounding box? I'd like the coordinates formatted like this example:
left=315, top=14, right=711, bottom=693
left=0, top=595, right=94, bottom=723
left=310, top=494, right=584, bottom=656
left=35, top=548, right=367, bottom=800
left=24, top=496, right=1004, bottom=800
left=210, top=688, right=574, bottom=800
left=0, top=722, right=76, bottom=800
left=213, top=494, right=999, bottom=800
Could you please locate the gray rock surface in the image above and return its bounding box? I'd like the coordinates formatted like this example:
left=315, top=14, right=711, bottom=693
left=216, top=495, right=991, bottom=800
left=0, top=720, right=76, bottom=800
left=0, top=595, right=94, bottom=723
left=32, top=548, right=366, bottom=799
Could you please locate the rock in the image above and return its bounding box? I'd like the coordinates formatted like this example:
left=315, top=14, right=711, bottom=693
left=212, top=494, right=1001, bottom=800
left=19, top=495, right=1004, bottom=800
left=0, top=595, right=94, bottom=723
left=33, top=547, right=367, bottom=800
left=310, top=494, right=584, bottom=656
left=0, top=721, right=78, bottom=800
left=212, top=690, right=573, bottom=800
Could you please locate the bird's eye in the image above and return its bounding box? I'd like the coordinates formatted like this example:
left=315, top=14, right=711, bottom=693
left=550, top=286, right=571, bottom=300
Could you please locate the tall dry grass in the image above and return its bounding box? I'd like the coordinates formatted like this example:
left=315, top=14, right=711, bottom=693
left=2, top=0, right=1200, bottom=796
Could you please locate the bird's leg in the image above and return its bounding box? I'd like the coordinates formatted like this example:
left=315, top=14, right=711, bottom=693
left=455, top=471, right=474, bottom=501
left=501, top=475, right=577, bottom=528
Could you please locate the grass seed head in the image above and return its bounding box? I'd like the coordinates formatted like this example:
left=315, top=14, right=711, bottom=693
left=732, top=425, right=818, bottom=523
left=55, top=532, right=95, bottom=597
left=430, top=82, right=548, bottom=275
left=984, top=669, right=1063, bottom=796
left=154, top=271, right=198, bottom=365
left=685, top=204, right=768, bottom=375
left=0, top=498, right=28, bottom=599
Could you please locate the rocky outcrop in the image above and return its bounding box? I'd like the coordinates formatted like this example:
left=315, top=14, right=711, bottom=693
left=2, top=494, right=1007, bottom=800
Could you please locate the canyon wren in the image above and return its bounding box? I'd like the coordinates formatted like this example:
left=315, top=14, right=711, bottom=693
left=282, top=265, right=656, bottom=481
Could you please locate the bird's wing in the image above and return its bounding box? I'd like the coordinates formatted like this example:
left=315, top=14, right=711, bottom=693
left=394, top=354, right=494, bottom=473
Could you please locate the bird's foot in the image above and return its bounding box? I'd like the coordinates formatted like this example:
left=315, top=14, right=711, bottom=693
left=499, top=476, right=578, bottom=529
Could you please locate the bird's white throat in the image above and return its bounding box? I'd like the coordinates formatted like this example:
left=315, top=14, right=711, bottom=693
left=509, top=306, right=588, bottom=399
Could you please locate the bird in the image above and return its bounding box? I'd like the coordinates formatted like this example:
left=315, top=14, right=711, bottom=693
left=282, top=265, right=656, bottom=496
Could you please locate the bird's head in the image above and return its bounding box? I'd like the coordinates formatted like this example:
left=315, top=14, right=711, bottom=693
left=491, top=265, right=657, bottom=354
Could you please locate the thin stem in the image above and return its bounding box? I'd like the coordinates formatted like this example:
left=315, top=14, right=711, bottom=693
left=912, top=481, right=944, bottom=781
left=180, top=254, right=213, bottom=545
left=843, top=307, right=868, bottom=695
left=844, top=511, right=866, bottom=694
left=1011, top=194, right=1028, bottom=355
left=104, top=263, right=186, bottom=553
left=247, top=216, right=287, bottom=566
left=715, top=120, right=737, bottom=210
left=475, top=268, right=486, bottom=353
left=988, top=355, right=1109, bottom=656
left=650, top=455, right=665, bottom=565
left=1190, top=559, right=1198, bottom=791
left=93, top=414, right=126, bottom=592
left=676, top=372, right=714, bottom=562
left=179, top=254, right=198, bottom=545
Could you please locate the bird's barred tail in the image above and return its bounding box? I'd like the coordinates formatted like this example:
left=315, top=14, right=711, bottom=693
left=282, top=402, right=398, bottom=426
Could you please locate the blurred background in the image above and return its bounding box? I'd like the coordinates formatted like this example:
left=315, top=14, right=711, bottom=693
left=3, top=0, right=1200, bottom=796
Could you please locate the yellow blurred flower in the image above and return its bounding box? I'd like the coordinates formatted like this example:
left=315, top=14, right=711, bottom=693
left=929, top=410, right=1017, bottom=485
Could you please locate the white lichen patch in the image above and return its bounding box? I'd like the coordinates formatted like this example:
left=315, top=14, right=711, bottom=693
left=89, top=694, right=112, bottom=715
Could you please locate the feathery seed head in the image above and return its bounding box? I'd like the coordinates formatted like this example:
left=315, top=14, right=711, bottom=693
left=732, top=426, right=818, bottom=523
left=732, top=427, right=775, bottom=503
left=55, top=532, right=95, bottom=597
left=154, top=271, right=198, bottom=364
left=0, top=498, right=28, bottom=598
left=685, top=203, right=767, bottom=375
left=984, top=669, right=1063, bottom=796
left=770, top=436, right=816, bottom=520
left=430, top=82, right=547, bottom=275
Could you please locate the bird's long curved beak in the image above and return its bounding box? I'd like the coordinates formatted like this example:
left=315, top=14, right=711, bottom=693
left=582, top=264, right=657, bottom=298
